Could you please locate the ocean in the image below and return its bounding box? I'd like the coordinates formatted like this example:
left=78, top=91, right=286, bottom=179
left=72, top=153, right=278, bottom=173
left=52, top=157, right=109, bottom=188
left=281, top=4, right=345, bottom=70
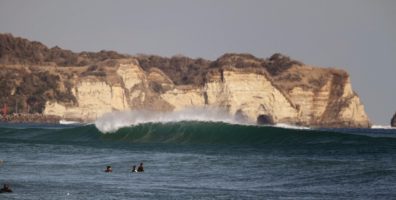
left=1, top=120, right=396, bottom=199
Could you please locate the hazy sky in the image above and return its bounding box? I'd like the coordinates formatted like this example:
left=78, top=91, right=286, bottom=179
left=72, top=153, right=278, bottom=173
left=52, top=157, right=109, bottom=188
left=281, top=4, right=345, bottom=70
left=0, top=0, right=395, bottom=125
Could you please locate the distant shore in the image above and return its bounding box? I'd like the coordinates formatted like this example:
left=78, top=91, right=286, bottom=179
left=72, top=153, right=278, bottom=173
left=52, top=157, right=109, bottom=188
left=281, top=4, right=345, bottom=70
left=0, top=113, right=61, bottom=124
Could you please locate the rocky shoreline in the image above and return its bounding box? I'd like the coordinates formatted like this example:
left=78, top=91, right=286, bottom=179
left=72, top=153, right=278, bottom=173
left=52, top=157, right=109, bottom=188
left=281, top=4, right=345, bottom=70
left=0, top=114, right=61, bottom=124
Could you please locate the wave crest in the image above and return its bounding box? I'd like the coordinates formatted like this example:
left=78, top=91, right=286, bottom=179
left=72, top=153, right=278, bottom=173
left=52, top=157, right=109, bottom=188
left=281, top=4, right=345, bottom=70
left=94, top=107, right=242, bottom=133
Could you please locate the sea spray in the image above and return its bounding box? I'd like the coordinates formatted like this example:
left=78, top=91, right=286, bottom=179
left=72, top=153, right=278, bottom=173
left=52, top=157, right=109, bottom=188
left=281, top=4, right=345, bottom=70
left=94, top=107, right=243, bottom=133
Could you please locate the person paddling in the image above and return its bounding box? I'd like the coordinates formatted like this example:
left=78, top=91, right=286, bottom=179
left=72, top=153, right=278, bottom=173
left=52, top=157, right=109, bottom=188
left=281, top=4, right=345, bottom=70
left=0, top=184, right=12, bottom=193
left=105, top=166, right=112, bottom=173
left=131, top=165, right=137, bottom=173
left=137, top=162, right=144, bottom=172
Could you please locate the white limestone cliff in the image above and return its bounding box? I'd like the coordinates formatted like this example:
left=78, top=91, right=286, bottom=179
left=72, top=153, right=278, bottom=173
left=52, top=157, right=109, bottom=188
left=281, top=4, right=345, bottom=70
left=43, top=58, right=371, bottom=127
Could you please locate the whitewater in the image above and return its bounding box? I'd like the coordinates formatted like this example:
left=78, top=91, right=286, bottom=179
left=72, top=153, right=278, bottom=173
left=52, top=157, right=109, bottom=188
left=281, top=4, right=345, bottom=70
left=1, top=110, right=396, bottom=199
left=94, top=108, right=244, bottom=133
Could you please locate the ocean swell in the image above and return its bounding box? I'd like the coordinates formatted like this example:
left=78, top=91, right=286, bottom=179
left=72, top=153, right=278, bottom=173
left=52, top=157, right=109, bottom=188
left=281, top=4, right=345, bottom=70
left=1, top=122, right=396, bottom=147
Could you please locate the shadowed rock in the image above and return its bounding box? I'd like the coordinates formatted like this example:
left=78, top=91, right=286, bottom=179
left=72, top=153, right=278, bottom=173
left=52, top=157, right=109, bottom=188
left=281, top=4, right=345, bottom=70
left=257, top=115, right=275, bottom=125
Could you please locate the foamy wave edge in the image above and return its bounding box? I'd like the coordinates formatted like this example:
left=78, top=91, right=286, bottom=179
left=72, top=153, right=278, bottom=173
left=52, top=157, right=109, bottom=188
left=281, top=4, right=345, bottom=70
left=94, top=108, right=247, bottom=133
left=372, top=125, right=396, bottom=129
left=273, top=123, right=311, bottom=130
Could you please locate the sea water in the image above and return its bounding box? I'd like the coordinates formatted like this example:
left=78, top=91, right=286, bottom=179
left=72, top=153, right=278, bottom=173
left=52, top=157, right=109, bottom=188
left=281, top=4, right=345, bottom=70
left=1, top=121, right=396, bottom=200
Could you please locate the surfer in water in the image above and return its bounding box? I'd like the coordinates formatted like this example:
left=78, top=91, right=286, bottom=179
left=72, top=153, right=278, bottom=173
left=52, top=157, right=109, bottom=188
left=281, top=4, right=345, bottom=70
left=137, top=162, right=144, bottom=172
left=0, top=184, right=12, bottom=193
left=105, top=166, right=112, bottom=173
left=131, top=165, right=137, bottom=173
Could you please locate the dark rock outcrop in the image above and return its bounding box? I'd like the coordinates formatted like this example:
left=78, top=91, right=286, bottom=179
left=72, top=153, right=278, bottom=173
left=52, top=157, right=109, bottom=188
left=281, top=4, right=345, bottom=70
left=391, top=112, right=396, bottom=127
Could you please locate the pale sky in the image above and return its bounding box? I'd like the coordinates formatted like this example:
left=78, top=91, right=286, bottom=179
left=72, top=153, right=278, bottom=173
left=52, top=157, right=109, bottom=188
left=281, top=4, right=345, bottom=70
left=0, top=0, right=395, bottom=125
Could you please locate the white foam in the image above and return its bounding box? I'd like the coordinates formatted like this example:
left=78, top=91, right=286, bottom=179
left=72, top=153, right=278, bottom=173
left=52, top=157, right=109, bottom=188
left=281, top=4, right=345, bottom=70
left=59, top=120, right=80, bottom=125
left=273, top=123, right=311, bottom=130
left=94, top=107, right=242, bottom=133
left=372, top=125, right=396, bottom=129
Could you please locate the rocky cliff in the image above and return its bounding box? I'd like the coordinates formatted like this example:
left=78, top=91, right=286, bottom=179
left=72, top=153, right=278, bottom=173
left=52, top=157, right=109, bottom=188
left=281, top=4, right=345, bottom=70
left=391, top=112, right=396, bottom=127
left=0, top=34, right=371, bottom=127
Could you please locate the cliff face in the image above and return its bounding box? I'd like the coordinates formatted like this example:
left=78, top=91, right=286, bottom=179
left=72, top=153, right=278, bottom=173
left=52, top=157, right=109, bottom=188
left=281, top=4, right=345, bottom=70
left=392, top=113, right=396, bottom=127
left=0, top=34, right=371, bottom=127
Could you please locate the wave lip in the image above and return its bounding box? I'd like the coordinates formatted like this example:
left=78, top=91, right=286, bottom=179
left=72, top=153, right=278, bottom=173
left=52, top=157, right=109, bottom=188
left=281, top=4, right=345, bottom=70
left=273, top=123, right=311, bottom=130
left=94, top=108, right=242, bottom=133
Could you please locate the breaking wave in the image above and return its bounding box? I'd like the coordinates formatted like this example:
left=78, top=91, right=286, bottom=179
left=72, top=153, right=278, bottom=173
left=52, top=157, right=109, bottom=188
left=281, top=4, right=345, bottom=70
left=1, top=109, right=396, bottom=146
left=94, top=108, right=243, bottom=133
left=0, top=121, right=396, bottom=147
